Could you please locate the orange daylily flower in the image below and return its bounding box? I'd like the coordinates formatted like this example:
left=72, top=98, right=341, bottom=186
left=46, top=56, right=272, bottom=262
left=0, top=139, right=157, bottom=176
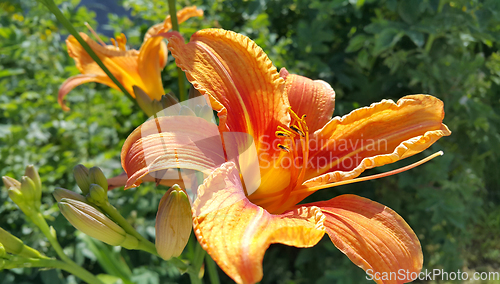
left=58, top=6, right=203, bottom=111
left=121, top=29, right=451, bottom=284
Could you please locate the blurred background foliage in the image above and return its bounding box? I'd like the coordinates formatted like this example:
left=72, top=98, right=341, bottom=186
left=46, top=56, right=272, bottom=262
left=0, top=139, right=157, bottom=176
left=1, top=0, right=499, bottom=283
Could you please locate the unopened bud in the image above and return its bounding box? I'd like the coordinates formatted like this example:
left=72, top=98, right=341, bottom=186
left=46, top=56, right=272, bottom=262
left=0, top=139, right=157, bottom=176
left=89, top=167, right=108, bottom=190
left=188, top=86, right=202, bottom=99
left=20, top=176, right=36, bottom=205
left=24, top=165, right=42, bottom=200
left=0, top=243, right=6, bottom=258
left=179, top=105, right=196, bottom=116
left=0, top=227, right=44, bottom=258
left=53, top=187, right=87, bottom=203
left=161, top=93, right=180, bottom=109
left=2, top=176, right=21, bottom=191
left=87, top=184, right=108, bottom=206
left=73, top=164, right=90, bottom=195
left=155, top=185, right=192, bottom=260
left=58, top=199, right=139, bottom=249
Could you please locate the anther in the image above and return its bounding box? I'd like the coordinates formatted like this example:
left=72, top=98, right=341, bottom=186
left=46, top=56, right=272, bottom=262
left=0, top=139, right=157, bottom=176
left=278, top=144, right=290, bottom=152
left=290, top=125, right=305, bottom=137
left=276, top=131, right=290, bottom=137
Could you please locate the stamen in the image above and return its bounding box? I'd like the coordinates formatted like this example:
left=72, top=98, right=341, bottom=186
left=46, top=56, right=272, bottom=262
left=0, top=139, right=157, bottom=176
left=277, top=126, right=296, bottom=137
left=295, top=151, right=445, bottom=194
left=290, top=125, right=305, bottom=137
left=278, top=144, right=290, bottom=152
left=110, top=38, right=117, bottom=47
left=276, top=131, right=290, bottom=137
left=84, top=22, right=107, bottom=46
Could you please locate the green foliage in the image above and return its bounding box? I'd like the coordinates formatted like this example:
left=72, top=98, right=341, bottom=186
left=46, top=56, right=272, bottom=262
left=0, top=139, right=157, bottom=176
left=1, top=0, right=499, bottom=283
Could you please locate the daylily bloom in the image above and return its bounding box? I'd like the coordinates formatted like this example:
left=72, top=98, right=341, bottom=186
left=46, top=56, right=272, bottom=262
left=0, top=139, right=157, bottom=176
left=121, top=29, right=451, bottom=284
left=58, top=6, right=203, bottom=111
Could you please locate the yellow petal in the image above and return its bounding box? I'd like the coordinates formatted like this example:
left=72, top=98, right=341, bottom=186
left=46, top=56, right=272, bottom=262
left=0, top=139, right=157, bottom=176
left=280, top=68, right=336, bottom=133
left=304, top=195, right=422, bottom=284
left=193, top=162, right=325, bottom=284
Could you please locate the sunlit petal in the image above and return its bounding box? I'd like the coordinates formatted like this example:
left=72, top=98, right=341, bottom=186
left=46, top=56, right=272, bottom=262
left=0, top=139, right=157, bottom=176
left=193, top=162, right=325, bottom=284
left=121, top=115, right=225, bottom=189
left=280, top=68, right=335, bottom=133
left=304, top=195, right=422, bottom=284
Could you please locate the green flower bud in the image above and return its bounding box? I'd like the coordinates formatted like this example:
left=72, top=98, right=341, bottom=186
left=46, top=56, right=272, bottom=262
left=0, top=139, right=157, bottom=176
left=53, top=187, right=87, bottom=203
left=24, top=165, right=42, bottom=200
left=73, top=164, right=91, bottom=195
left=58, top=199, right=138, bottom=249
left=0, top=227, right=44, bottom=258
left=179, top=105, right=197, bottom=116
left=87, top=183, right=108, bottom=206
left=155, top=185, right=192, bottom=260
left=0, top=243, right=6, bottom=258
left=20, top=176, right=36, bottom=205
left=89, top=167, right=108, bottom=190
left=2, top=176, right=21, bottom=191
left=160, top=93, right=180, bottom=109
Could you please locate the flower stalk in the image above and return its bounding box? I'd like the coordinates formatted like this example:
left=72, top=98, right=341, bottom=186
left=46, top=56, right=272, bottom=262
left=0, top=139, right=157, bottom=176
left=167, top=0, right=187, bottom=101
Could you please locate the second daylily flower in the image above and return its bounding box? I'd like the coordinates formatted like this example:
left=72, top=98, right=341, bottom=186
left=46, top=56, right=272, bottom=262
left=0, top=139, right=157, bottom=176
left=58, top=6, right=203, bottom=110
left=121, top=29, right=451, bottom=284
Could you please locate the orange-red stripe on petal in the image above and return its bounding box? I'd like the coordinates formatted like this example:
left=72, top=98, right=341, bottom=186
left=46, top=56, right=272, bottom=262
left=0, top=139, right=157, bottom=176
left=193, top=162, right=325, bottom=284
left=305, top=95, right=451, bottom=181
left=303, top=195, right=422, bottom=284
left=121, top=115, right=225, bottom=189
left=166, top=29, right=290, bottom=159
left=280, top=67, right=335, bottom=133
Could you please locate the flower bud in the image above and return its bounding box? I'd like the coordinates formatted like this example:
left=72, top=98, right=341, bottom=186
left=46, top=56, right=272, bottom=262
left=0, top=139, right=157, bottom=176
left=20, top=176, right=36, bottom=205
left=0, top=227, right=44, bottom=258
left=155, top=185, right=192, bottom=260
left=58, top=198, right=139, bottom=249
left=2, top=176, right=21, bottom=191
left=73, top=164, right=91, bottom=195
left=87, top=183, right=108, bottom=206
left=53, top=187, right=87, bottom=203
left=0, top=242, right=6, bottom=258
left=24, top=165, right=42, bottom=201
left=89, top=167, right=108, bottom=190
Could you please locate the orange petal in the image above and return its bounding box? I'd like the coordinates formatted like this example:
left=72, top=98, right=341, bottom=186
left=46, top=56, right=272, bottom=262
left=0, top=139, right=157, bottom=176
left=66, top=33, right=141, bottom=96
left=58, top=74, right=110, bottom=111
left=121, top=115, right=225, bottom=189
left=303, top=195, right=422, bottom=284
left=137, top=36, right=167, bottom=100
left=166, top=29, right=289, bottom=158
left=304, top=95, right=451, bottom=185
left=193, top=162, right=325, bottom=284
left=144, top=6, right=204, bottom=69
left=280, top=68, right=335, bottom=133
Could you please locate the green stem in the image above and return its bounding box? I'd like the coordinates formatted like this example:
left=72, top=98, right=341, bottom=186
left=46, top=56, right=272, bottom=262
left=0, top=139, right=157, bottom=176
left=29, top=212, right=72, bottom=264
left=187, top=240, right=206, bottom=284
left=425, top=34, right=435, bottom=53
left=38, top=0, right=137, bottom=106
left=205, top=253, right=220, bottom=284
left=167, top=0, right=187, bottom=102
left=5, top=257, right=104, bottom=284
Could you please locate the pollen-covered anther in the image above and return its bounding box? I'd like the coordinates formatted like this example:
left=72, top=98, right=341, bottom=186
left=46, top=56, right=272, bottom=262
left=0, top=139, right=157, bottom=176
left=277, top=144, right=290, bottom=152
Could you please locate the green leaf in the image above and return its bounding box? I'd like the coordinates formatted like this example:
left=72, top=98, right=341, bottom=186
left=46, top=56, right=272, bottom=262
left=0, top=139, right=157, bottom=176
left=398, top=0, right=421, bottom=24
left=372, top=29, right=403, bottom=56
left=405, top=30, right=424, bottom=47
left=345, top=34, right=369, bottom=53
left=0, top=68, right=25, bottom=78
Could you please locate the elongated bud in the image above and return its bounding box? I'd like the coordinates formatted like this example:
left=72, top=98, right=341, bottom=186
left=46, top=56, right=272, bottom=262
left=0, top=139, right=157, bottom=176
left=89, top=167, right=108, bottom=190
left=24, top=165, right=42, bottom=200
left=58, top=198, right=139, bottom=249
left=20, top=176, right=36, bottom=205
left=53, top=187, right=87, bottom=203
left=0, top=242, right=6, bottom=258
left=87, top=183, right=108, bottom=206
left=155, top=185, right=192, bottom=260
left=2, top=176, right=21, bottom=191
left=161, top=93, right=180, bottom=109
left=73, top=164, right=91, bottom=195
left=0, top=227, right=44, bottom=258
